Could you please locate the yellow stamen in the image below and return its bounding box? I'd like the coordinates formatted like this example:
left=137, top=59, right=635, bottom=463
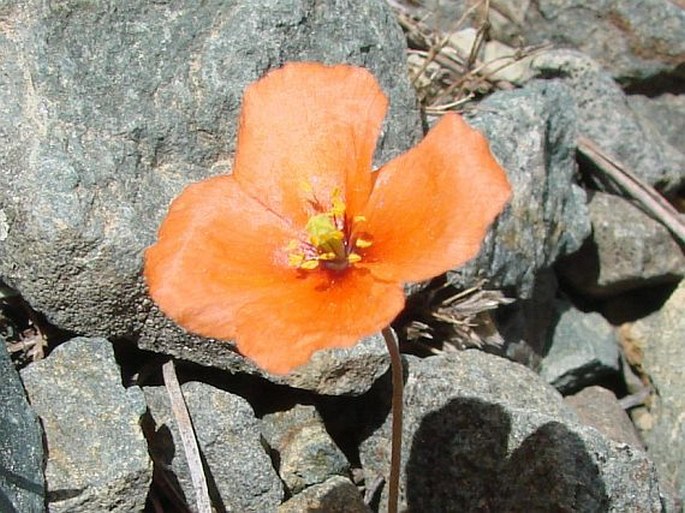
left=347, top=253, right=362, bottom=264
left=288, top=252, right=305, bottom=267
left=286, top=189, right=370, bottom=271
left=355, top=237, right=373, bottom=248
left=300, top=259, right=319, bottom=270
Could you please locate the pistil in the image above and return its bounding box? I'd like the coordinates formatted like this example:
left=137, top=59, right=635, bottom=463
left=286, top=189, right=371, bottom=271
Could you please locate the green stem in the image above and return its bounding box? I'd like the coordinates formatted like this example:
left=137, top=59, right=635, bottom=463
left=382, top=326, right=403, bottom=513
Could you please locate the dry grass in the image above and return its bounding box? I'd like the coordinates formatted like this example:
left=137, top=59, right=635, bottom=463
left=389, top=0, right=550, bottom=116
left=397, top=278, right=514, bottom=355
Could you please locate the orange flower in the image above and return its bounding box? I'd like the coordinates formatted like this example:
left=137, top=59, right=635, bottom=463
left=144, top=62, right=511, bottom=374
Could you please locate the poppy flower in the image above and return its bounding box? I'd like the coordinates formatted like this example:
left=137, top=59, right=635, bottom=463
left=144, top=62, right=511, bottom=375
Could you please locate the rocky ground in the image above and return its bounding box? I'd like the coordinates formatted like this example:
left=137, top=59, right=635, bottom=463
left=1, top=0, right=683, bottom=512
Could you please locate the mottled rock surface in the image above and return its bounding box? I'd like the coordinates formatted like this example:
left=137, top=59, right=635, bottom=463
left=539, top=301, right=621, bottom=394
left=145, top=381, right=284, bottom=512
left=531, top=50, right=685, bottom=193
left=393, top=0, right=685, bottom=84
left=20, top=337, right=151, bottom=513
left=359, top=351, right=665, bottom=512
left=0, top=0, right=420, bottom=393
left=453, top=79, right=590, bottom=297
left=262, top=405, right=349, bottom=494
left=277, top=476, right=371, bottom=513
left=565, top=386, right=644, bottom=449
left=0, top=341, right=45, bottom=513
left=558, top=191, right=685, bottom=297
left=276, top=333, right=390, bottom=396
left=627, top=280, right=685, bottom=503
left=494, top=0, right=685, bottom=84
left=628, top=93, right=685, bottom=159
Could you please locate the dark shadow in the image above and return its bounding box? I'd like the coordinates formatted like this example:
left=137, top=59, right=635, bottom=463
left=406, top=398, right=511, bottom=512
left=406, top=399, right=608, bottom=512
left=143, top=405, right=232, bottom=513
left=0, top=490, right=19, bottom=513
left=555, top=239, right=602, bottom=306
left=141, top=411, right=193, bottom=513
left=318, top=355, right=408, bottom=471
left=0, top=465, right=45, bottom=512
left=600, top=281, right=679, bottom=325
left=622, top=64, right=685, bottom=96
left=496, top=422, right=609, bottom=512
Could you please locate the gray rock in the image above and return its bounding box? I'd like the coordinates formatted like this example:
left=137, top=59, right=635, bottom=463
left=279, top=332, right=390, bottom=396
left=492, top=0, right=685, bottom=85
left=359, top=351, right=665, bottom=512
left=0, top=0, right=421, bottom=393
left=500, top=422, right=665, bottom=513
left=497, top=267, right=558, bottom=367
left=277, top=475, right=371, bottom=513
left=558, top=191, right=685, bottom=297
left=262, top=405, right=350, bottom=495
left=539, top=301, right=621, bottom=394
left=144, top=381, right=284, bottom=512
left=531, top=49, right=685, bottom=193
left=393, top=0, right=685, bottom=84
left=0, top=341, right=45, bottom=513
left=627, top=280, right=685, bottom=504
left=19, top=337, right=151, bottom=513
left=453, top=79, right=590, bottom=297
left=565, top=386, right=644, bottom=449
left=628, top=93, right=685, bottom=159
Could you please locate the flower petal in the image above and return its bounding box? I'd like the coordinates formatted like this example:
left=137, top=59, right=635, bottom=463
left=360, top=112, right=512, bottom=283
left=231, top=268, right=405, bottom=375
left=233, top=62, right=388, bottom=227
left=144, top=174, right=405, bottom=375
left=144, top=175, right=298, bottom=340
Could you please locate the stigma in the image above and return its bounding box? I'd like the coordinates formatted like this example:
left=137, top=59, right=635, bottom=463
left=287, top=188, right=372, bottom=271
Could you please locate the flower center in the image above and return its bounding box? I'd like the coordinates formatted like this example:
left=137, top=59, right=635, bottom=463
left=287, top=188, right=372, bottom=271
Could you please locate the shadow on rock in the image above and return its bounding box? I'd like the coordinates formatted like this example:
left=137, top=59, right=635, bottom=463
left=406, top=398, right=608, bottom=512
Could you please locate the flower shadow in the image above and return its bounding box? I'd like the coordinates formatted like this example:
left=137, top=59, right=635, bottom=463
left=405, top=397, right=608, bottom=512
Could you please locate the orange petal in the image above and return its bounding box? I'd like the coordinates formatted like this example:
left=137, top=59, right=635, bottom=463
left=231, top=268, right=405, bottom=375
left=233, top=62, right=388, bottom=227
left=144, top=175, right=298, bottom=340
left=360, top=112, right=512, bottom=283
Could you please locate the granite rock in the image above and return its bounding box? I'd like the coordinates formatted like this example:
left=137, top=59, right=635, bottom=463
left=565, top=386, right=644, bottom=449
left=274, top=333, right=390, bottom=396
left=392, top=0, right=685, bottom=84
left=0, top=341, right=45, bottom=513
left=531, top=49, right=685, bottom=193
left=359, top=351, right=665, bottom=512
left=453, top=79, right=590, bottom=297
left=262, top=404, right=349, bottom=495
left=626, top=280, right=685, bottom=504
left=144, top=381, right=284, bottom=512
left=539, top=301, right=621, bottom=394
left=558, top=191, right=685, bottom=297
left=493, top=0, right=685, bottom=84
left=0, top=0, right=421, bottom=393
left=20, top=337, right=151, bottom=513
left=277, top=476, right=371, bottom=513
left=628, top=93, right=685, bottom=159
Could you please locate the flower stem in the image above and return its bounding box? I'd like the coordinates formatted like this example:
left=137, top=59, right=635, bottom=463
left=382, top=326, right=403, bottom=513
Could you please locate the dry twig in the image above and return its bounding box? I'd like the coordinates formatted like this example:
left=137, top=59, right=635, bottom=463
left=162, top=360, right=213, bottom=513
left=578, top=136, right=685, bottom=246
left=393, top=1, right=550, bottom=114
